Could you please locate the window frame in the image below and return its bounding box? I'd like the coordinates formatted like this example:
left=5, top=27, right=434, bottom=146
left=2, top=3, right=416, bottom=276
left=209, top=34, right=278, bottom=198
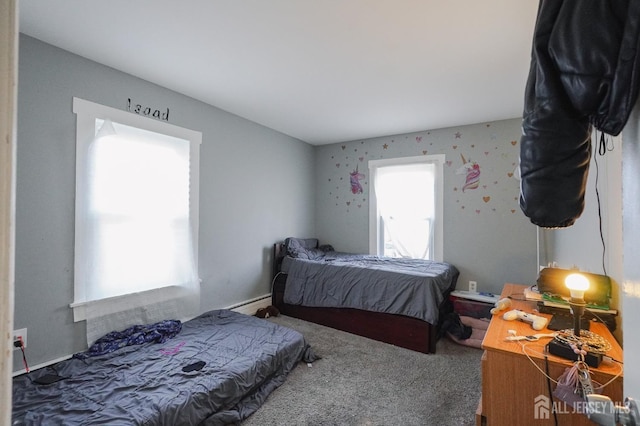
left=71, top=97, right=201, bottom=322
left=368, top=154, right=445, bottom=261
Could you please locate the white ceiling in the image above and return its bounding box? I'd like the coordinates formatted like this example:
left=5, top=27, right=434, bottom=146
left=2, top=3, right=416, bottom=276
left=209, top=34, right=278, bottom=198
left=18, top=0, right=539, bottom=145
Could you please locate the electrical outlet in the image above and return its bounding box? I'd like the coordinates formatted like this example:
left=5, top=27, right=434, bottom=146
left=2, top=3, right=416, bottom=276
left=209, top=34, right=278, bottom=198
left=12, top=328, right=27, bottom=350
left=468, top=281, right=477, bottom=293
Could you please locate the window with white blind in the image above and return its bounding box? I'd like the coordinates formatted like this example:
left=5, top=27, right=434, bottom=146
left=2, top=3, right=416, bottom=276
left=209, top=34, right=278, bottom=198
left=368, top=155, right=444, bottom=261
left=71, top=98, right=201, bottom=322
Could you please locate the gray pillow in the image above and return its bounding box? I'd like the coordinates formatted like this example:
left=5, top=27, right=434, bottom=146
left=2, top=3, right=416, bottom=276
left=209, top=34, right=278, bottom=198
left=284, top=237, right=319, bottom=258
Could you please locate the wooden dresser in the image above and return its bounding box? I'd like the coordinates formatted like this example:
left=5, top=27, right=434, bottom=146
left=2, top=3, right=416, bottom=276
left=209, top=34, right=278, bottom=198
left=477, top=283, right=623, bottom=425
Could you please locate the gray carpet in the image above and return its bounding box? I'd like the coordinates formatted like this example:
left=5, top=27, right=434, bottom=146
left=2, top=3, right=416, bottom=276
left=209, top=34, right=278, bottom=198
left=243, top=315, right=483, bottom=426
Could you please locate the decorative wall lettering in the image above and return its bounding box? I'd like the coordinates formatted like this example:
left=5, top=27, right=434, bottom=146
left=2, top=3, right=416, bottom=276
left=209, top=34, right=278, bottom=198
left=127, top=98, right=170, bottom=121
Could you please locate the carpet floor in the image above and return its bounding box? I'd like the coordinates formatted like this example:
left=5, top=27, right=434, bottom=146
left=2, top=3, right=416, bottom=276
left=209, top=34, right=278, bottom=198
left=242, top=314, right=483, bottom=426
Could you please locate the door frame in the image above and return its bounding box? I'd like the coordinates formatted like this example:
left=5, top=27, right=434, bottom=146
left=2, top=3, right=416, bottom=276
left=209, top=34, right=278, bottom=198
left=0, top=0, right=18, bottom=422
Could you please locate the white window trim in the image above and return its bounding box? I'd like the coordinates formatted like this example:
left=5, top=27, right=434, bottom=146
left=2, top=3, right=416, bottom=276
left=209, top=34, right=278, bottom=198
left=368, top=154, right=445, bottom=261
left=71, top=97, right=201, bottom=322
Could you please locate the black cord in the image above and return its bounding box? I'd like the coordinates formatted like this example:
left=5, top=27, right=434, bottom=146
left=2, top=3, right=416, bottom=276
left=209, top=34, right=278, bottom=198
left=593, top=133, right=608, bottom=276
left=597, top=131, right=614, bottom=155
left=598, top=132, right=606, bottom=156
left=544, top=354, right=559, bottom=426
left=20, top=346, right=30, bottom=373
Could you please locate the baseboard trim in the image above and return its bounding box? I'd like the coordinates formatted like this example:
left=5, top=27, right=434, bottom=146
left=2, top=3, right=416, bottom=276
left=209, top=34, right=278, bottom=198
left=227, top=294, right=272, bottom=316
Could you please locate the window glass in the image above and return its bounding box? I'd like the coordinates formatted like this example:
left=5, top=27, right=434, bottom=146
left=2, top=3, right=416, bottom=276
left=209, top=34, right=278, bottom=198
left=88, top=119, right=192, bottom=299
left=369, top=155, right=444, bottom=261
left=72, top=98, right=201, bottom=324
left=375, top=163, right=435, bottom=259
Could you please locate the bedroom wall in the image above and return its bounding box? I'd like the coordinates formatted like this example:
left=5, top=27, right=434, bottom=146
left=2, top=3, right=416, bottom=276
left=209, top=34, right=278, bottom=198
left=541, top=136, right=623, bottom=338
left=13, top=35, right=316, bottom=371
left=314, top=119, right=538, bottom=295
left=542, top=138, right=623, bottom=277
left=621, top=101, right=640, bottom=398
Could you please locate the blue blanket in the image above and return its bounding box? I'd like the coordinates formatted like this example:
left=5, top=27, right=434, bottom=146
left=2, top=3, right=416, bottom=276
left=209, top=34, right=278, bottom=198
left=73, top=319, right=182, bottom=359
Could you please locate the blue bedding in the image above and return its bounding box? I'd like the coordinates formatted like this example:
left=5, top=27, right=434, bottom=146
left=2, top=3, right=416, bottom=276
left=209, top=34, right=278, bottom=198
left=73, top=319, right=183, bottom=359
left=283, top=252, right=459, bottom=325
left=12, top=310, right=316, bottom=425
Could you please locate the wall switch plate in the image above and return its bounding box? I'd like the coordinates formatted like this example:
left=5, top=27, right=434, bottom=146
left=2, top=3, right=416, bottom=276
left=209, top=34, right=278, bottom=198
left=468, top=281, right=477, bottom=293
left=13, top=328, right=27, bottom=350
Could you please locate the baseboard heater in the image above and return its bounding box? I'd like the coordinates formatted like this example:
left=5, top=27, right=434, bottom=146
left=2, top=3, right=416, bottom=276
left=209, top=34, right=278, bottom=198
left=227, top=295, right=271, bottom=316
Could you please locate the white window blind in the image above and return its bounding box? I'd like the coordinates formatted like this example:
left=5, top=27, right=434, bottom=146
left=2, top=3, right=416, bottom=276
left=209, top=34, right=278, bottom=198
left=369, top=155, right=444, bottom=261
left=72, top=98, right=201, bottom=341
left=86, top=119, right=194, bottom=299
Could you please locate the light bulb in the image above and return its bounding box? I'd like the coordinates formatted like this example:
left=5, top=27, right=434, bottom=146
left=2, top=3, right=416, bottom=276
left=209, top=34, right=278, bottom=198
left=565, top=273, right=589, bottom=300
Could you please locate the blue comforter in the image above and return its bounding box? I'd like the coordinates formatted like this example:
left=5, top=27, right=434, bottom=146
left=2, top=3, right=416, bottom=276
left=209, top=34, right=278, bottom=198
left=283, top=253, right=459, bottom=325
left=73, top=319, right=183, bottom=359
left=12, top=310, right=316, bottom=425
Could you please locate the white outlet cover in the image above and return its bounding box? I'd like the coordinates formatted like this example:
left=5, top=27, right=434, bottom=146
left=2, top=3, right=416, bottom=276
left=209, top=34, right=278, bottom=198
left=12, top=328, right=27, bottom=349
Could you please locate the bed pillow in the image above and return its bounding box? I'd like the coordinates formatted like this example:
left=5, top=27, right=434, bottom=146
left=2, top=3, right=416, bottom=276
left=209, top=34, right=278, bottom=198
left=300, top=248, right=327, bottom=260
left=284, top=237, right=319, bottom=258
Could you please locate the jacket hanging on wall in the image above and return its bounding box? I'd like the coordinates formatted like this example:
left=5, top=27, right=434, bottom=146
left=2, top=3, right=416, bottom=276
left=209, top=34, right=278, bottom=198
left=519, top=0, right=640, bottom=228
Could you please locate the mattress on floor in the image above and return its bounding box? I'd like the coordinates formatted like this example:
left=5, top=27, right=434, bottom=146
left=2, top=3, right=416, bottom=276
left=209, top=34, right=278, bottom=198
left=12, top=309, right=315, bottom=425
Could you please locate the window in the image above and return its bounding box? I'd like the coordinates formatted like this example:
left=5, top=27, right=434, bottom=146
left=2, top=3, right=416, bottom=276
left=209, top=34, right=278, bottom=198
left=368, top=155, right=444, bottom=261
left=71, top=98, right=201, bottom=322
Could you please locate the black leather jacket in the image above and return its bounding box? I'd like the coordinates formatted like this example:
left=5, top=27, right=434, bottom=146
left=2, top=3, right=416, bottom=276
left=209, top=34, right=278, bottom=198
left=519, top=0, right=640, bottom=228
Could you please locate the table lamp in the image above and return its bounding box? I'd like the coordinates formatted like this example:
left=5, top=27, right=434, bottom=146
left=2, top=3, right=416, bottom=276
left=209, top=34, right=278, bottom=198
left=565, top=273, right=589, bottom=337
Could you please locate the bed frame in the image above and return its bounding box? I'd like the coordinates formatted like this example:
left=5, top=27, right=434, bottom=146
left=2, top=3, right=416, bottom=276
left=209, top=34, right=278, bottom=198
left=272, top=243, right=453, bottom=354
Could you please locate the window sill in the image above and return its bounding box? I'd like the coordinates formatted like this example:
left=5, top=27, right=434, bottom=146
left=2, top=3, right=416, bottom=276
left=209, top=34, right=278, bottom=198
left=70, top=284, right=199, bottom=322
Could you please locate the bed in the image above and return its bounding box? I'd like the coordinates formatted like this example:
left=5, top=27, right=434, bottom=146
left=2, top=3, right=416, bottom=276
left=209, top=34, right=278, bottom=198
left=272, top=237, right=460, bottom=354
left=12, top=309, right=316, bottom=425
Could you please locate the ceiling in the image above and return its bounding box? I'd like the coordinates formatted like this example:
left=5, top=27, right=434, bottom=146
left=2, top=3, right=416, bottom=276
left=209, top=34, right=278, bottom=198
left=18, top=1, right=539, bottom=145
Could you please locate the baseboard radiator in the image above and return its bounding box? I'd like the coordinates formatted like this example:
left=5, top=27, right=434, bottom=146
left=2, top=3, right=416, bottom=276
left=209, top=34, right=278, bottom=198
left=227, top=294, right=271, bottom=316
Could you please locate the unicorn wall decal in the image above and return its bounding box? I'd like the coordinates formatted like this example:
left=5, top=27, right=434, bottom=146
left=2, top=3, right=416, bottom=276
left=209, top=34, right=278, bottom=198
left=456, top=153, right=481, bottom=192
left=350, top=165, right=365, bottom=194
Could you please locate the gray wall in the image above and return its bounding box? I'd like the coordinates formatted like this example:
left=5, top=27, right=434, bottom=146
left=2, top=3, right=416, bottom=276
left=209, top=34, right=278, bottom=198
left=622, top=100, right=640, bottom=398
left=315, top=120, right=538, bottom=295
left=14, top=35, right=316, bottom=370
left=543, top=135, right=623, bottom=334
